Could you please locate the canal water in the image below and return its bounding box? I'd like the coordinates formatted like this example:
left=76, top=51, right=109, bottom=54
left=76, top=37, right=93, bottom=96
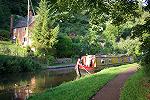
left=0, top=67, right=76, bottom=100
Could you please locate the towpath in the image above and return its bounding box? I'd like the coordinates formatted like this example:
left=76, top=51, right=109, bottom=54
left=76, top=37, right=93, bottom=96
left=91, top=66, right=137, bottom=100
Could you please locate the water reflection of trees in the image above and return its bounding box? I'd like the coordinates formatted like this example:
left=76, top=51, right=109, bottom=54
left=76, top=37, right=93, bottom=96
left=14, top=77, right=36, bottom=100
left=0, top=70, right=76, bottom=100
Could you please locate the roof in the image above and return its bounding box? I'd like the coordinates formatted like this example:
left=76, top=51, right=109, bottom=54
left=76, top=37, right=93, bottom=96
left=95, top=54, right=129, bottom=58
left=14, top=15, right=35, bottom=28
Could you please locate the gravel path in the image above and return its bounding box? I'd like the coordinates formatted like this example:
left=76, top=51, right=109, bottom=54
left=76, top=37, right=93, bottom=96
left=91, top=66, right=137, bottom=100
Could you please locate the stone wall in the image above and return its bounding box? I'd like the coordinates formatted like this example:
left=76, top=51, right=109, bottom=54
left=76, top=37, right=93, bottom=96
left=55, top=58, right=72, bottom=64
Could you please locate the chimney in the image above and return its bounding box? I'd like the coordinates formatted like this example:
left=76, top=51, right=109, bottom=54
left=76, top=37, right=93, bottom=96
left=29, top=6, right=33, bottom=17
left=28, top=7, right=33, bottom=24
left=10, top=15, right=14, bottom=38
left=29, top=10, right=33, bottom=17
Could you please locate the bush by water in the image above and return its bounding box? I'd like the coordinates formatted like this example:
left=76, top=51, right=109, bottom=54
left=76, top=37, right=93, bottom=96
left=0, top=55, right=41, bottom=74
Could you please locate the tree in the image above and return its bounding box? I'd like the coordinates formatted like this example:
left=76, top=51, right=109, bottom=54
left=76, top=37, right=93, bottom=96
left=58, top=12, right=89, bottom=36
left=0, top=0, right=10, bottom=30
left=131, top=1, right=150, bottom=75
left=32, top=0, right=59, bottom=55
left=54, top=35, right=73, bottom=58
left=55, top=0, right=140, bottom=25
left=118, top=37, right=141, bottom=56
left=102, top=23, right=119, bottom=44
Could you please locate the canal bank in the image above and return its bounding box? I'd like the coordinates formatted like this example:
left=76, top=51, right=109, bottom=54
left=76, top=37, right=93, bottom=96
left=28, top=63, right=138, bottom=100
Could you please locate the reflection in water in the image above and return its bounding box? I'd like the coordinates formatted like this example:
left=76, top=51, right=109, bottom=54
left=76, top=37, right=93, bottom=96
left=0, top=68, right=76, bottom=100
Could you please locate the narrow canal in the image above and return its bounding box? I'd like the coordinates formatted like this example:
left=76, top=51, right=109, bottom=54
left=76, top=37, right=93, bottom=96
left=0, top=67, right=76, bottom=100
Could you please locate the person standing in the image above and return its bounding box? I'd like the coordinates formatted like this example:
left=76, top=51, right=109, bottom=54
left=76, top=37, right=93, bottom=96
left=75, top=58, right=81, bottom=77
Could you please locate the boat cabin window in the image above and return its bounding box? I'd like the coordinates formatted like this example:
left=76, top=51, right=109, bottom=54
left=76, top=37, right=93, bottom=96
left=79, top=60, right=83, bottom=64
left=128, top=57, right=130, bottom=62
left=122, top=58, right=124, bottom=62
left=101, top=59, right=105, bottom=64
left=109, top=59, right=111, bottom=63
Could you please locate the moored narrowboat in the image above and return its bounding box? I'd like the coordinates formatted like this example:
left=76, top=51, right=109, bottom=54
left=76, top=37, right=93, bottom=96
left=75, top=54, right=134, bottom=72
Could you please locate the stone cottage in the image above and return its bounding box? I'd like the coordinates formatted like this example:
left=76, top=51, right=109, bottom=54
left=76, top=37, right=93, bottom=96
left=10, top=10, right=35, bottom=46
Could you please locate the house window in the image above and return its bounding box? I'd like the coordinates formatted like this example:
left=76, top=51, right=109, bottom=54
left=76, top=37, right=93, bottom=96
left=13, top=29, right=16, bottom=33
left=13, top=35, right=16, bottom=40
left=24, top=37, right=26, bottom=42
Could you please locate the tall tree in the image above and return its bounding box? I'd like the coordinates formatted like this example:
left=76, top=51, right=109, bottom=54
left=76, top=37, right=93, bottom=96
left=31, top=0, right=59, bottom=54
left=0, top=0, right=10, bottom=30
left=131, top=0, right=150, bottom=75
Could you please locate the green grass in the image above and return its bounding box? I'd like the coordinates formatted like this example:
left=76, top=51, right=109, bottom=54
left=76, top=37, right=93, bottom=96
left=120, top=70, right=150, bottom=100
left=29, top=63, right=138, bottom=100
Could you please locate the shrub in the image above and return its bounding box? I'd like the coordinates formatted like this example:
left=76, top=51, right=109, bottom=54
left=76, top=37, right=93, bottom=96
left=0, top=41, right=27, bottom=57
left=54, top=35, right=73, bottom=58
left=26, top=46, right=34, bottom=57
left=141, top=57, right=150, bottom=76
left=0, top=55, right=41, bottom=74
left=47, top=55, right=55, bottom=65
left=1, top=45, right=11, bottom=55
left=0, top=30, right=9, bottom=40
left=21, top=58, right=41, bottom=72
left=141, top=36, right=150, bottom=76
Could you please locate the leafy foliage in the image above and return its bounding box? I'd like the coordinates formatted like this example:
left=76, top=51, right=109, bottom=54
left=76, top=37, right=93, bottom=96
left=0, top=0, right=10, bottom=30
left=80, top=31, right=102, bottom=55
left=0, top=41, right=27, bottom=57
left=118, top=37, right=141, bottom=56
left=102, top=23, right=119, bottom=44
left=0, top=55, right=41, bottom=74
left=0, top=30, right=10, bottom=40
left=141, top=35, right=150, bottom=76
left=58, top=13, right=89, bottom=36
left=55, top=0, right=140, bottom=25
left=131, top=10, right=150, bottom=75
left=54, top=35, right=73, bottom=58
left=32, top=0, right=59, bottom=54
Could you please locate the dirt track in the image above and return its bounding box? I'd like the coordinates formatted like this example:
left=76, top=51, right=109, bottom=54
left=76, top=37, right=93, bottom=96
left=91, top=66, right=137, bottom=100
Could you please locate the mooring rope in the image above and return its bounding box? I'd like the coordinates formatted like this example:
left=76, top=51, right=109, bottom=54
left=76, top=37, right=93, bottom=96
left=82, top=66, right=91, bottom=74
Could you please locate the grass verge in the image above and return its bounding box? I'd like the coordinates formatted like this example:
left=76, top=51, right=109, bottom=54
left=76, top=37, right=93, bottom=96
left=29, top=63, right=137, bottom=100
left=120, top=69, right=150, bottom=100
